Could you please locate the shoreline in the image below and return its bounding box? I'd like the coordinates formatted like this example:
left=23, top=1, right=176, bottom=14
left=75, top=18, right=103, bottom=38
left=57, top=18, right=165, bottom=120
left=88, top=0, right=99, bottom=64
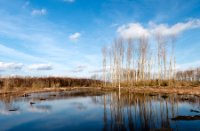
left=1, top=86, right=200, bottom=96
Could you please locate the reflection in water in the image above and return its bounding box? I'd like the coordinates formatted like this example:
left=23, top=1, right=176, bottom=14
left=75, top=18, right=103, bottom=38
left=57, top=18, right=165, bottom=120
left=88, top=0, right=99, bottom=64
left=0, top=95, right=21, bottom=115
left=94, top=92, right=200, bottom=131
left=0, top=90, right=200, bottom=130
left=28, top=105, right=51, bottom=113
left=71, top=102, right=87, bottom=110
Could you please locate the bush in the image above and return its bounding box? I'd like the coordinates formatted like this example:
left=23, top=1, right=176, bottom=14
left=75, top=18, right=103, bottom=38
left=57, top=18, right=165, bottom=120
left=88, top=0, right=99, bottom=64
left=161, top=81, right=169, bottom=86
left=0, top=80, right=3, bottom=89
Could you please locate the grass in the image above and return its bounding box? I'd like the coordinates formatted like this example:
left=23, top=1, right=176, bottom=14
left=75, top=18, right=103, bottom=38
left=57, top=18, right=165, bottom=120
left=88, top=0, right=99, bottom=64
left=0, top=77, right=200, bottom=95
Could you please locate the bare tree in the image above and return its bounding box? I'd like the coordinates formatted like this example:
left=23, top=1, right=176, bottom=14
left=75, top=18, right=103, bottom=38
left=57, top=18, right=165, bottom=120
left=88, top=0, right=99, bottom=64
left=126, top=39, right=133, bottom=87
left=109, top=48, right=113, bottom=87
left=102, top=46, right=107, bottom=87
left=101, top=32, right=180, bottom=87
left=156, top=34, right=162, bottom=86
left=138, top=37, right=149, bottom=82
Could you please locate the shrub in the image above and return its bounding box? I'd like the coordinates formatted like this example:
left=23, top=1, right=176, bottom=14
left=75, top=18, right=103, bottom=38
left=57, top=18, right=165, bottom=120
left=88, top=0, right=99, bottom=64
left=0, top=77, right=102, bottom=91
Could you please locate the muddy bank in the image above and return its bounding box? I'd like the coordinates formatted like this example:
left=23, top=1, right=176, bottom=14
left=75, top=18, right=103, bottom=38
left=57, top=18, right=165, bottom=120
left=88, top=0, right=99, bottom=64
left=1, top=86, right=200, bottom=96
left=101, top=86, right=200, bottom=95
left=126, top=86, right=200, bottom=95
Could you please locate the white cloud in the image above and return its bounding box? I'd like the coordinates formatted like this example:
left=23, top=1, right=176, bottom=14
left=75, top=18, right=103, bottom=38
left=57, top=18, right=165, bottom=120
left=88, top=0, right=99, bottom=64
left=63, top=0, right=75, bottom=3
left=150, top=19, right=200, bottom=37
left=117, top=19, right=200, bottom=39
left=117, top=23, right=150, bottom=39
left=0, top=62, right=23, bottom=70
left=31, top=9, right=47, bottom=16
left=69, top=32, right=81, bottom=41
left=0, top=5, right=95, bottom=77
left=28, top=64, right=52, bottom=70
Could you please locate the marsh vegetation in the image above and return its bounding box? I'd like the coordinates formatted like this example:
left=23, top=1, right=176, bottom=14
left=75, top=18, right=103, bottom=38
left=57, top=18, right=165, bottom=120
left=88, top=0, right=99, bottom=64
left=0, top=77, right=102, bottom=93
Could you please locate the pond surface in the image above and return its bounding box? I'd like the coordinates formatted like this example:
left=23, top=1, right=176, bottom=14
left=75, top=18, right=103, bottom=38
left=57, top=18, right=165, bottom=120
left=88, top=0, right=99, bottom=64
left=0, top=90, right=200, bottom=131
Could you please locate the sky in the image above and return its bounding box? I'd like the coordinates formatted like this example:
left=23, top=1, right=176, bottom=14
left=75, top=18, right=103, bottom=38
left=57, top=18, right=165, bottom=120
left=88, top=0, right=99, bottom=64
left=0, top=0, right=200, bottom=77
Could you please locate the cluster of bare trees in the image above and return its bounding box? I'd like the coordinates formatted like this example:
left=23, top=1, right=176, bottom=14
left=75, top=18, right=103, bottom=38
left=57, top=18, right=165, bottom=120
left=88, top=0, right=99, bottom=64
left=176, top=67, right=200, bottom=82
left=102, top=36, right=177, bottom=88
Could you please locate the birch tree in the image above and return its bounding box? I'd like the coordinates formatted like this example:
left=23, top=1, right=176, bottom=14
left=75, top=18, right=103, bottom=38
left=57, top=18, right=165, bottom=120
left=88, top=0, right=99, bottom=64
left=102, top=46, right=107, bottom=87
left=126, top=39, right=133, bottom=86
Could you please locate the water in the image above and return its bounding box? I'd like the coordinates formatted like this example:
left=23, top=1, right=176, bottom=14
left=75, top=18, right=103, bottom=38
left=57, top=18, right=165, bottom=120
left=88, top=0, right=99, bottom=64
left=0, top=90, right=200, bottom=131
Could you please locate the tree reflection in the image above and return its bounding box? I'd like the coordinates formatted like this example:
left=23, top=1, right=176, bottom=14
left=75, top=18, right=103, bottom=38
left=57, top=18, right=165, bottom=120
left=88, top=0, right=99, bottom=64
left=98, top=92, right=200, bottom=131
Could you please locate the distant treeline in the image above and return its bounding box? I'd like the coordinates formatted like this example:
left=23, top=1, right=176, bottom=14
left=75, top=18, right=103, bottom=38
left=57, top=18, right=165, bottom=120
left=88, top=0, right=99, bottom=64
left=0, top=77, right=102, bottom=90
left=176, top=67, right=200, bottom=82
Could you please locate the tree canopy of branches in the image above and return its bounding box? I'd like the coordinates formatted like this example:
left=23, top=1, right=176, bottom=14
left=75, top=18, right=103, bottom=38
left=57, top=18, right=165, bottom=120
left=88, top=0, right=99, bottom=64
left=102, top=35, right=178, bottom=88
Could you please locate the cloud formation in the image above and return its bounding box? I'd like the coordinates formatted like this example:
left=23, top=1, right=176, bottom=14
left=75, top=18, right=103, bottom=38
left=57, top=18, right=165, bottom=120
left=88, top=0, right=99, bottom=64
left=117, top=23, right=150, bottom=39
left=31, top=9, right=47, bottom=16
left=117, top=19, right=200, bottom=39
left=69, top=32, right=81, bottom=41
left=28, top=64, right=52, bottom=70
left=151, top=19, right=200, bottom=36
left=0, top=62, right=23, bottom=70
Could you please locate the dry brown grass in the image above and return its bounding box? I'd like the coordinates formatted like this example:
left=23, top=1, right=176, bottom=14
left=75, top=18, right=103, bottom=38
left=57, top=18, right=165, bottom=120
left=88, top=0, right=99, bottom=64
left=0, top=77, right=200, bottom=95
left=0, top=77, right=102, bottom=92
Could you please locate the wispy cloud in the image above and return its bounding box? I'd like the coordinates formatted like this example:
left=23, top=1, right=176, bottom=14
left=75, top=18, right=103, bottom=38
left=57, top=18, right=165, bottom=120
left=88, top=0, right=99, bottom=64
left=0, top=43, right=42, bottom=63
left=176, top=60, right=200, bottom=70
left=150, top=19, right=200, bottom=36
left=71, top=65, right=87, bottom=73
left=71, top=69, right=83, bottom=73
left=0, top=11, right=84, bottom=76
left=31, top=9, right=47, bottom=16
left=117, top=19, right=200, bottom=39
left=0, top=62, right=23, bottom=70
left=110, top=23, right=119, bottom=28
left=63, top=0, right=75, bottom=3
left=28, top=64, right=53, bottom=71
left=22, top=1, right=30, bottom=9
left=76, top=65, right=87, bottom=69
left=89, top=69, right=103, bottom=73
left=69, top=32, right=81, bottom=41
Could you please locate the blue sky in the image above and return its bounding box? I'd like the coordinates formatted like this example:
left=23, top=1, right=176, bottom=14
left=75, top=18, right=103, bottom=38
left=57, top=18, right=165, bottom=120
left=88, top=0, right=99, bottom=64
left=0, top=0, right=200, bottom=77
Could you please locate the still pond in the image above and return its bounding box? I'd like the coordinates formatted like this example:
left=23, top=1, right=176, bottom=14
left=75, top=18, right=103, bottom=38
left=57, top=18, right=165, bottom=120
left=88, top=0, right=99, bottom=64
left=0, top=90, right=200, bottom=131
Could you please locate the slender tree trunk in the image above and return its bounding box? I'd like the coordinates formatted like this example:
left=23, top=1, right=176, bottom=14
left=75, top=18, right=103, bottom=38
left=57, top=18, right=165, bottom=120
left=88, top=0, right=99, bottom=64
left=102, top=47, right=107, bottom=87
